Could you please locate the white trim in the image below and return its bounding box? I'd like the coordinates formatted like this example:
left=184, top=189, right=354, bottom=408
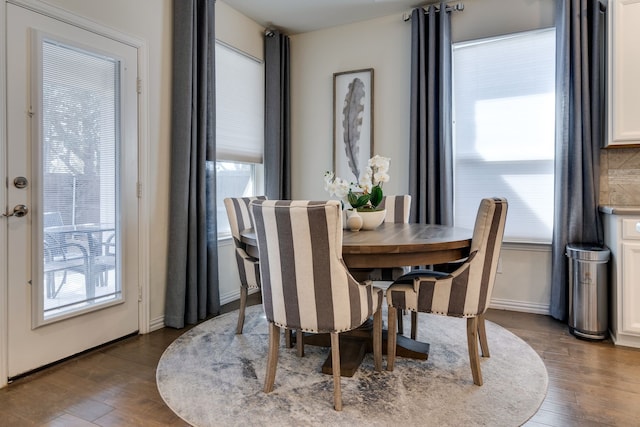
left=7, top=0, right=144, bottom=48
left=218, top=237, right=234, bottom=248
left=0, top=0, right=9, bottom=390
left=136, top=42, right=151, bottom=335
left=149, top=316, right=165, bottom=333
left=610, top=329, right=640, bottom=348
left=489, top=298, right=550, bottom=315
left=219, top=289, right=241, bottom=306
left=453, top=27, right=555, bottom=50
left=219, top=288, right=259, bottom=307
left=215, top=39, right=263, bottom=64
left=502, top=242, right=552, bottom=252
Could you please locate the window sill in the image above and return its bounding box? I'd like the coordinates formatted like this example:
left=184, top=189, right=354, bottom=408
left=217, top=235, right=234, bottom=245
left=502, top=241, right=551, bottom=252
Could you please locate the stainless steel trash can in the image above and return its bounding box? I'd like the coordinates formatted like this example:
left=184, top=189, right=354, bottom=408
left=566, top=243, right=610, bottom=340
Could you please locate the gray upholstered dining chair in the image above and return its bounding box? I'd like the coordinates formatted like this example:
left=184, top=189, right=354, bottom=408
left=380, top=194, right=412, bottom=224
left=386, top=197, right=508, bottom=386
left=250, top=199, right=383, bottom=411
left=361, top=194, right=413, bottom=282
left=224, top=196, right=266, bottom=334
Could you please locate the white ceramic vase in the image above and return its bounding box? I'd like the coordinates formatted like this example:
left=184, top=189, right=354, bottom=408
left=346, top=210, right=363, bottom=231
left=358, top=209, right=386, bottom=230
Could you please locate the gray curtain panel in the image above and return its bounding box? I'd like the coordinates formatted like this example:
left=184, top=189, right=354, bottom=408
left=550, top=0, right=606, bottom=321
left=264, top=30, right=291, bottom=200
left=165, top=0, right=220, bottom=328
left=408, top=3, right=453, bottom=226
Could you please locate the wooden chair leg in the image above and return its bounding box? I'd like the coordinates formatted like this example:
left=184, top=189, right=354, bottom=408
left=236, top=286, right=248, bottom=334
left=477, top=314, right=490, bottom=357
left=466, top=317, right=483, bottom=386
left=387, top=306, right=397, bottom=371
left=264, top=323, right=280, bottom=393
left=330, top=332, right=342, bottom=411
left=296, top=329, right=305, bottom=357
left=373, top=309, right=382, bottom=371
left=410, top=311, right=418, bottom=340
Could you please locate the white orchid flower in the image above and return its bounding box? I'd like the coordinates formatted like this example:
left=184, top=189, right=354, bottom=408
left=369, top=155, right=390, bottom=172
left=323, top=171, right=335, bottom=191
left=374, top=172, right=390, bottom=184
left=359, top=172, right=372, bottom=192
left=333, top=177, right=350, bottom=198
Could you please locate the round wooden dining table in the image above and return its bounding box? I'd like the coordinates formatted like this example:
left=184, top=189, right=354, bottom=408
left=241, top=222, right=472, bottom=269
left=340, top=222, right=472, bottom=269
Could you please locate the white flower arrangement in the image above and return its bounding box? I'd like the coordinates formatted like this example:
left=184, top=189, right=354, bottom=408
left=324, top=155, right=390, bottom=211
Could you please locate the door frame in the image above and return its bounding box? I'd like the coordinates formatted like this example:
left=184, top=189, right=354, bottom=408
left=0, top=0, right=151, bottom=388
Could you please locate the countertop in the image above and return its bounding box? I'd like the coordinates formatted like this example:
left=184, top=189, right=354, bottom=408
left=599, top=205, right=640, bottom=215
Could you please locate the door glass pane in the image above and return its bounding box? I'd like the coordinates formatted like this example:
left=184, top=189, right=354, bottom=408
left=40, top=38, right=121, bottom=322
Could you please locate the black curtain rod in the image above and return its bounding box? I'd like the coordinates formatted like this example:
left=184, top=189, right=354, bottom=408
left=402, top=2, right=464, bottom=21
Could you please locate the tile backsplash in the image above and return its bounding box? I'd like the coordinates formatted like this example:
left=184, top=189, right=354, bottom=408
left=600, top=147, right=640, bottom=206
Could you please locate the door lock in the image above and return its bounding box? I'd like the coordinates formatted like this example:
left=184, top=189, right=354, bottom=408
left=13, top=176, right=28, bottom=189
left=2, top=204, right=29, bottom=218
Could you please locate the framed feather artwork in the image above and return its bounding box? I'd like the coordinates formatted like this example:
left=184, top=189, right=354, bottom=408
left=333, top=68, right=374, bottom=183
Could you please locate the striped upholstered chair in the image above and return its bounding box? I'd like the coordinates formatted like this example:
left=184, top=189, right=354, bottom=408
left=380, top=194, right=412, bottom=224
left=386, top=197, right=507, bottom=386
left=250, top=199, right=383, bottom=411
left=374, top=195, right=413, bottom=280
left=224, top=196, right=267, bottom=334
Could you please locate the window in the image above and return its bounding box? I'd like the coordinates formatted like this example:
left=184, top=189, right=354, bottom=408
left=452, top=28, right=556, bottom=243
left=215, top=42, right=264, bottom=238
left=215, top=161, right=262, bottom=237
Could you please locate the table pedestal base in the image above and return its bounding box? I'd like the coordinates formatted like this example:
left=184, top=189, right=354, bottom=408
left=295, top=329, right=429, bottom=377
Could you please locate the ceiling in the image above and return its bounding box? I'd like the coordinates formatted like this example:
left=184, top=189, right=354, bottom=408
left=221, top=0, right=424, bottom=34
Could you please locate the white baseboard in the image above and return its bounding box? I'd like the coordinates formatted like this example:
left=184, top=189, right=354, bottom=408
left=489, top=298, right=550, bottom=315
left=149, top=316, right=165, bottom=332
left=610, top=330, right=640, bottom=349
left=219, top=288, right=259, bottom=306
left=219, top=289, right=241, bottom=306
left=153, top=289, right=258, bottom=331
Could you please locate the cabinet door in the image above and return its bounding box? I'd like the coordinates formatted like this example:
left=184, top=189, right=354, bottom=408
left=608, top=0, right=640, bottom=146
left=621, top=241, right=640, bottom=334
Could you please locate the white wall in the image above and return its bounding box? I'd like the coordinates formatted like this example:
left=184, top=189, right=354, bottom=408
left=290, top=14, right=411, bottom=200
left=290, top=0, right=555, bottom=313
left=217, top=1, right=264, bottom=61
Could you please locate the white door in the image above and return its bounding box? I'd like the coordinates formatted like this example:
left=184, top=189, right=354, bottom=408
left=4, top=4, right=139, bottom=379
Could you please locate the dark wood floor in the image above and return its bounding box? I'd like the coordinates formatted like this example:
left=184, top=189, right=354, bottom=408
left=1, top=294, right=639, bottom=426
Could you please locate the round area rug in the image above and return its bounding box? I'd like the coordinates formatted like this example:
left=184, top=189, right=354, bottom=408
left=157, top=305, right=547, bottom=427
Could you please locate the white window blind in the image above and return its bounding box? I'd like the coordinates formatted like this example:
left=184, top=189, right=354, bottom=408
left=41, top=38, right=121, bottom=319
left=452, top=28, right=556, bottom=243
left=215, top=42, right=264, bottom=163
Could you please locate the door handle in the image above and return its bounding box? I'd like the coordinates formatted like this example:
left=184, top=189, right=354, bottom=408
left=2, top=204, right=29, bottom=218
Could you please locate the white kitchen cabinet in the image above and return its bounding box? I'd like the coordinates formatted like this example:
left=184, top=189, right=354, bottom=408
left=607, top=0, right=640, bottom=147
left=601, top=207, right=640, bottom=347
